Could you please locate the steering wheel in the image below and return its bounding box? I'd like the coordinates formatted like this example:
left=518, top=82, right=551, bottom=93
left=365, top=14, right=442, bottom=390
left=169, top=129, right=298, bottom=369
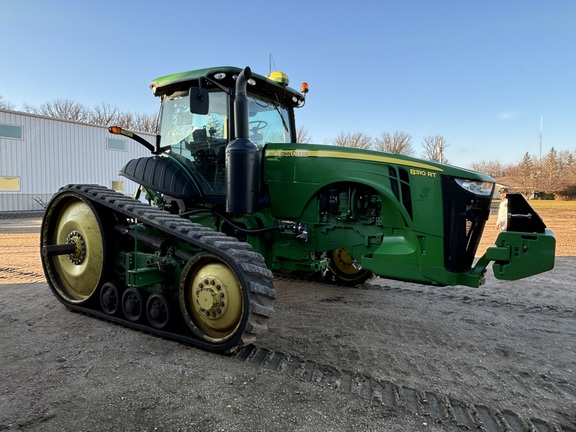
left=249, top=120, right=268, bottom=131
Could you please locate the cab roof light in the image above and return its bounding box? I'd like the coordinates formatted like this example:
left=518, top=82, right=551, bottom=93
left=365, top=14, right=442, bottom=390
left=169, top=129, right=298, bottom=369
left=232, top=74, right=256, bottom=86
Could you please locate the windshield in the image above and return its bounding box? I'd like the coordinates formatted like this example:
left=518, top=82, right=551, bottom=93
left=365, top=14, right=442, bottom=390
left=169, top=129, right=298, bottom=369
left=246, top=97, right=291, bottom=145
left=158, top=89, right=292, bottom=195
left=159, top=90, right=229, bottom=154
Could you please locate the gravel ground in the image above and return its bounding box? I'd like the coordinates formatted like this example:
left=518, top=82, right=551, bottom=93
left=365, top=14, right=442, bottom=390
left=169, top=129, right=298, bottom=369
left=0, top=215, right=574, bottom=432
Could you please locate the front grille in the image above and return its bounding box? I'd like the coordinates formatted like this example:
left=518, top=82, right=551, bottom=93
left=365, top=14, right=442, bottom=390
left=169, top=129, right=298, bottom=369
left=389, top=167, right=413, bottom=220
left=441, top=176, right=491, bottom=272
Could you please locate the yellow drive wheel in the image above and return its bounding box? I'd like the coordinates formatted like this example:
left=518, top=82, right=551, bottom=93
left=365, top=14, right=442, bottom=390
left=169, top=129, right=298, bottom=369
left=328, top=248, right=372, bottom=286
left=41, top=195, right=106, bottom=304
left=179, top=254, right=244, bottom=343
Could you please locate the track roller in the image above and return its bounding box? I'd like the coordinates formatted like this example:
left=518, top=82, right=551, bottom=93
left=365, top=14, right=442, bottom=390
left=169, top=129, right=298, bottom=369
left=122, top=287, right=145, bottom=322
left=100, top=282, right=121, bottom=316
left=146, top=293, right=172, bottom=330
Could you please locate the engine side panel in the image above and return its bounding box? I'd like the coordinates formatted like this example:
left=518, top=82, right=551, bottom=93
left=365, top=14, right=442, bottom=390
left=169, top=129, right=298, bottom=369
left=261, top=143, right=496, bottom=286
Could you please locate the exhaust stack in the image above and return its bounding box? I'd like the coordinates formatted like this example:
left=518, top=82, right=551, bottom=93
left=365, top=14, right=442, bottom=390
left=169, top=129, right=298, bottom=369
left=226, top=67, right=260, bottom=214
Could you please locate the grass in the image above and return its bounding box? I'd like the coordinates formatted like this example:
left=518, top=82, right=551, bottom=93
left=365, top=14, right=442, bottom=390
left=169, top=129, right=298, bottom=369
left=490, top=199, right=576, bottom=212
left=528, top=200, right=576, bottom=211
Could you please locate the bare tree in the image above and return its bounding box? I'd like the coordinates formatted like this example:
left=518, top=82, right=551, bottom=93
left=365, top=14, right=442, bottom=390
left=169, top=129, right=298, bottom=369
left=334, top=132, right=372, bottom=149
left=132, top=112, right=159, bottom=134
left=486, top=160, right=505, bottom=177
left=90, top=103, right=119, bottom=126
left=0, top=96, right=15, bottom=110
left=20, top=103, right=39, bottom=114
left=554, top=151, right=576, bottom=199
left=464, top=149, right=576, bottom=198
left=114, top=111, right=135, bottom=130
left=89, top=104, right=158, bottom=134
left=470, top=161, right=487, bottom=173
left=470, top=159, right=505, bottom=177
left=421, top=135, right=449, bottom=163
left=38, top=99, right=89, bottom=122
left=374, top=131, right=414, bottom=155
left=297, top=126, right=311, bottom=143
left=556, top=150, right=574, bottom=181
left=12, top=97, right=158, bottom=134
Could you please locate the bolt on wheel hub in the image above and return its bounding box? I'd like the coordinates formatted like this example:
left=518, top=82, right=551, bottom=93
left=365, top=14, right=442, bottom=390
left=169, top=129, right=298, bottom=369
left=195, top=278, right=227, bottom=318
left=66, top=230, right=86, bottom=264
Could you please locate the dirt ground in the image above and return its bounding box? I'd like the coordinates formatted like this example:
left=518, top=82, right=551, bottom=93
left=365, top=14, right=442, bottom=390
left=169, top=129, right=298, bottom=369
left=0, top=210, right=574, bottom=431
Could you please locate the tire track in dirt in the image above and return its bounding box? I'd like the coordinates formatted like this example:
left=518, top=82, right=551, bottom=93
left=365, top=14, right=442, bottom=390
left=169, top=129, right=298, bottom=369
left=370, top=284, right=576, bottom=403
left=370, top=281, right=576, bottom=410
left=263, top=277, right=576, bottom=430
left=0, top=267, right=44, bottom=282
left=365, top=282, right=576, bottom=319
left=234, top=344, right=574, bottom=431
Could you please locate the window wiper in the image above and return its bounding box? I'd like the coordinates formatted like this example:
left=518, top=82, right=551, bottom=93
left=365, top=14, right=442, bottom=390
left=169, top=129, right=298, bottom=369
left=273, top=103, right=289, bottom=133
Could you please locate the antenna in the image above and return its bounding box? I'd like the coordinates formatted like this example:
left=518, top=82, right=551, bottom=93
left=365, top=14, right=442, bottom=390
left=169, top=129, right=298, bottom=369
left=269, top=53, right=277, bottom=75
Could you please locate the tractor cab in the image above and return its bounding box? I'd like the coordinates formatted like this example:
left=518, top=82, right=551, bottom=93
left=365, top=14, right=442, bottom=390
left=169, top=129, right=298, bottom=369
left=114, top=67, right=307, bottom=210
left=151, top=67, right=306, bottom=199
left=157, top=88, right=292, bottom=195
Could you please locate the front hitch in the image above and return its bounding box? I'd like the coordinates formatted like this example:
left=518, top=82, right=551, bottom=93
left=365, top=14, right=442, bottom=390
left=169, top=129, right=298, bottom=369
left=474, top=194, right=555, bottom=281
left=484, top=229, right=555, bottom=280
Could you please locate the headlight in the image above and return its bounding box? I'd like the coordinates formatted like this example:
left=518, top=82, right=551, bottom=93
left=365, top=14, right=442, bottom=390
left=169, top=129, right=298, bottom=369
left=454, top=178, right=494, bottom=196
left=232, top=74, right=256, bottom=86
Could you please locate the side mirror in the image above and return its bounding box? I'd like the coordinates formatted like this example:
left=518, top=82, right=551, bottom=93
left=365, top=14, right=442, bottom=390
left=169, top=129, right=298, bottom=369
left=189, top=86, right=209, bottom=114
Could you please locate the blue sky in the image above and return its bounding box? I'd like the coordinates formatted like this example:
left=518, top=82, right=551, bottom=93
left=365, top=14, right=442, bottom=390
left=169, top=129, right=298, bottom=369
left=1, top=0, right=575, bottom=169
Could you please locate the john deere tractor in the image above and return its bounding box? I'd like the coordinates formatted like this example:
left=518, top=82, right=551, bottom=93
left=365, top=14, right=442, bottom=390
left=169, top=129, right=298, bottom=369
left=40, top=66, right=555, bottom=352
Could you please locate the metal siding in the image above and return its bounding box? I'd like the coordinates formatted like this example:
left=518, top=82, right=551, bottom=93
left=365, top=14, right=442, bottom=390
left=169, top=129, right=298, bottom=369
left=0, top=110, right=154, bottom=211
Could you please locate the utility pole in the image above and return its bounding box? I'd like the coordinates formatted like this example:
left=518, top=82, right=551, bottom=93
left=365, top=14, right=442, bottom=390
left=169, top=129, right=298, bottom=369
left=539, top=115, right=543, bottom=163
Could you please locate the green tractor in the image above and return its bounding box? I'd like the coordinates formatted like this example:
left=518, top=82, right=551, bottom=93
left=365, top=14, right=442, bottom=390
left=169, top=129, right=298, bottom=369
left=40, top=66, right=555, bottom=352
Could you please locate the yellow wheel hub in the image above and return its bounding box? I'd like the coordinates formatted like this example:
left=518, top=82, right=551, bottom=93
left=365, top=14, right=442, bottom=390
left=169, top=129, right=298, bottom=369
left=331, top=248, right=360, bottom=275
left=51, top=199, right=104, bottom=303
left=185, top=261, right=243, bottom=341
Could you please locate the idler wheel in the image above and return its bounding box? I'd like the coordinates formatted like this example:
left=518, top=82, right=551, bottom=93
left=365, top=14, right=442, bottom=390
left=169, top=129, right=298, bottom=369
left=179, top=254, right=244, bottom=343
left=146, top=293, right=171, bottom=330
left=41, top=194, right=107, bottom=304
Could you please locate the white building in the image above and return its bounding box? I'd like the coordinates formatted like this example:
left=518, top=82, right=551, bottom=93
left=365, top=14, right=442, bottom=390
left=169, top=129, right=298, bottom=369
left=0, top=110, right=154, bottom=212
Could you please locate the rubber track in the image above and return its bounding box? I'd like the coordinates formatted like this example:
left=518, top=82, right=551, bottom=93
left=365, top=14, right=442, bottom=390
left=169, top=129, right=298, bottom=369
left=47, top=184, right=276, bottom=352
left=233, top=344, right=575, bottom=432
